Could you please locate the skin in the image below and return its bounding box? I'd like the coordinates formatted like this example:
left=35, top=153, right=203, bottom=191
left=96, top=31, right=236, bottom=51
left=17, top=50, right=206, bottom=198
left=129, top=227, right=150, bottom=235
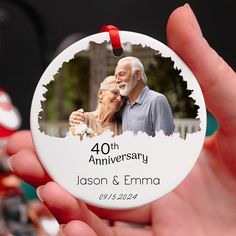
left=0, top=104, right=20, bottom=193
left=95, top=89, right=124, bottom=125
left=115, top=61, right=143, bottom=103
left=69, top=109, right=85, bottom=127
left=69, top=87, right=124, bottom=127
left=7, top=4, right=236, bottom=236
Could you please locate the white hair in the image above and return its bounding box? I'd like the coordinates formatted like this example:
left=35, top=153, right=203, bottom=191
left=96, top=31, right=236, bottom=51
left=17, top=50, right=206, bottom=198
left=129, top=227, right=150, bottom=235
left=117, top=56, right=147, bottom=84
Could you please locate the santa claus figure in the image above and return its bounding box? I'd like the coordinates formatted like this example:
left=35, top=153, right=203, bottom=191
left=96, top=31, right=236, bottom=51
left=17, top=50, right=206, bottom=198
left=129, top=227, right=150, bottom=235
left=0, top=87, right=21, bottom=186
left=0, top=88, right=23, bottom=234
left=0, top=87, right=21, bottom=142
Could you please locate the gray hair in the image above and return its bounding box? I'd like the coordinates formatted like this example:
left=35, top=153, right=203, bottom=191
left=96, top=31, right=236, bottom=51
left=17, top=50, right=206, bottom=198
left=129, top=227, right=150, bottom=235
left=117, top=56, right=147, bottom=84
left=99, top=75, right=116, bottom=90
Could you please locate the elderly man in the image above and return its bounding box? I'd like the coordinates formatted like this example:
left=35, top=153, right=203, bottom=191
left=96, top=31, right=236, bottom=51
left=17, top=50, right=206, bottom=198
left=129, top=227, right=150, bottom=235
left=114, top=56, right=174, bottom=136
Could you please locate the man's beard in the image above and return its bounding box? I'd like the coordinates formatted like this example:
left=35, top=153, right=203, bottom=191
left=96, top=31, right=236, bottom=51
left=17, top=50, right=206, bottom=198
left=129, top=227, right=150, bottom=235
left=0, top=107, right=21, bottom=129
left=119, top=73, right=137, bottom=96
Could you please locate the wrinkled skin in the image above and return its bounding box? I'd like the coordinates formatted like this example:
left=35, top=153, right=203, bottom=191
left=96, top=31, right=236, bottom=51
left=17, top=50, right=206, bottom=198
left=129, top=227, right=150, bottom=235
left=7, top=4, right=236, bottom=236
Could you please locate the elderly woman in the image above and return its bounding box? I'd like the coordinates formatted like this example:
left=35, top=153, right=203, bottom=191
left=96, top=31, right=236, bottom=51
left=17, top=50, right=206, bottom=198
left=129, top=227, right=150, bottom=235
left=69, top=76, right=124, bottom=137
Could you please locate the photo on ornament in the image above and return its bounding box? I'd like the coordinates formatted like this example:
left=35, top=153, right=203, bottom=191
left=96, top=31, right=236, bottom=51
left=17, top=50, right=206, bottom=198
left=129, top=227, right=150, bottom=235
left=38, top=41, right=200, bottom=139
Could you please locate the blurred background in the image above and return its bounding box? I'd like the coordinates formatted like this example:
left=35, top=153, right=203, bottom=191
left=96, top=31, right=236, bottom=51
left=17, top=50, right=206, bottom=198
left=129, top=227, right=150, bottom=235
left=0, top=0, right=235, bottom=133
left=0, top=0, right=234, bottom=234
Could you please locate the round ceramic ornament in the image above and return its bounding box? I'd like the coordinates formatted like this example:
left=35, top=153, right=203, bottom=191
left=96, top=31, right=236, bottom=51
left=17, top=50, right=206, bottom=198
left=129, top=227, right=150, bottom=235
left=31, top=30, right=206, bottom=209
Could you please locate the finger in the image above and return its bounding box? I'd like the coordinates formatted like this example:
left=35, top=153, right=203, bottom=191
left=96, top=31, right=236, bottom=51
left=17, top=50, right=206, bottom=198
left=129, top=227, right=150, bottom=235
left=70, top=116, right=84, bottom=123
left=77, top=109, right=84, bottom=113
left=72, top=112, right=85, bottom=120
left=73, top=116, right=84, bottom=122
left=71, top=111, right=78, bottom=115
left=69, top=113, right=78, bottom=122
left=69, top=115, right=76, bottom=122
left=9, top=149, right=51, bottom=187
left=71, top=112, right=81, bottom=117
left=63, top=221, right=97, bottom=236
left=167, top=4, right=236, bottom=132
left=63, top=220, right=151, bottom=236
left=7, top=131, right=34, bottom=155
left=38, top=182, right=151, bottom=236
left=71, top=120, right=83, bottom=125
left=37, top=182, right=114, bottom=235
left=88, top=205, right=151, bottom=224
left=113, top=226, right=151, bottom=236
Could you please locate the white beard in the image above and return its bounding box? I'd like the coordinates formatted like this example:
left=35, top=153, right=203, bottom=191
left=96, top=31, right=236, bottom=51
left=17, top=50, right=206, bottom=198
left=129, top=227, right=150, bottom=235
left=119, top=74, right=137, bottom=96
left=0, top=107, right=21, bottom=129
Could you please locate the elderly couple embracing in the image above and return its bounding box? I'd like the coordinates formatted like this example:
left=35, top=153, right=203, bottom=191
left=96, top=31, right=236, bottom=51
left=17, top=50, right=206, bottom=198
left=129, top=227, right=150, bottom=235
left=69, top=56, right=174, bottom=137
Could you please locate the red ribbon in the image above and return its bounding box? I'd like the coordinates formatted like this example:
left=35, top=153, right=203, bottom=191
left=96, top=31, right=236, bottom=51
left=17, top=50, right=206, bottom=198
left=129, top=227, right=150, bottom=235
left=100, top=25, right=123, bottom=56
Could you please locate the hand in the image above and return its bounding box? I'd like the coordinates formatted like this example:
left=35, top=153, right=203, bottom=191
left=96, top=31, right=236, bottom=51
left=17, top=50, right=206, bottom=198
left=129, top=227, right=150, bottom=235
left=7, top=4, right=236, bottom=236
left=69, top=109, right=85, bottom=127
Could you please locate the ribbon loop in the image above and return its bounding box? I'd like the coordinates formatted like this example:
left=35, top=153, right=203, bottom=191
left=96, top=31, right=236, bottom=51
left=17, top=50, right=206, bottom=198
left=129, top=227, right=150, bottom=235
left=100, top=25, right=123, bottom=56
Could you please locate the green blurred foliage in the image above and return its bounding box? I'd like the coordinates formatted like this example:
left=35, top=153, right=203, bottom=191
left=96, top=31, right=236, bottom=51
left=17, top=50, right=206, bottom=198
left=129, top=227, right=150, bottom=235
left=39, top=56, right=89, bottom=122
left=146, top=54, right=199, bottom=118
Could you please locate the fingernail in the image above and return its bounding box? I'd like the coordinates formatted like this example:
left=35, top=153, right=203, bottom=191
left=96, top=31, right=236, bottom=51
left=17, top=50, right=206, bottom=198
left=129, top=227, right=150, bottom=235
left=184, top=3, right=203, bottom=36
left=59, top=224, right=66, bottom=235
left=36, top=185, right=44, bottom=202
left=8, top=155, right=15, bottom=172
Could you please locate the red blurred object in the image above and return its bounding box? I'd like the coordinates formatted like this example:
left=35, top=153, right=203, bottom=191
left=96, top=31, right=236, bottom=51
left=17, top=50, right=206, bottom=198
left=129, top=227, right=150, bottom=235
left=100, top=25, right=123, bottom=56
left=0, top=87, right=21, bottom=137
left=0, top=126, right=15, bottom=138
left=0, top=87, right=21, bottom=193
